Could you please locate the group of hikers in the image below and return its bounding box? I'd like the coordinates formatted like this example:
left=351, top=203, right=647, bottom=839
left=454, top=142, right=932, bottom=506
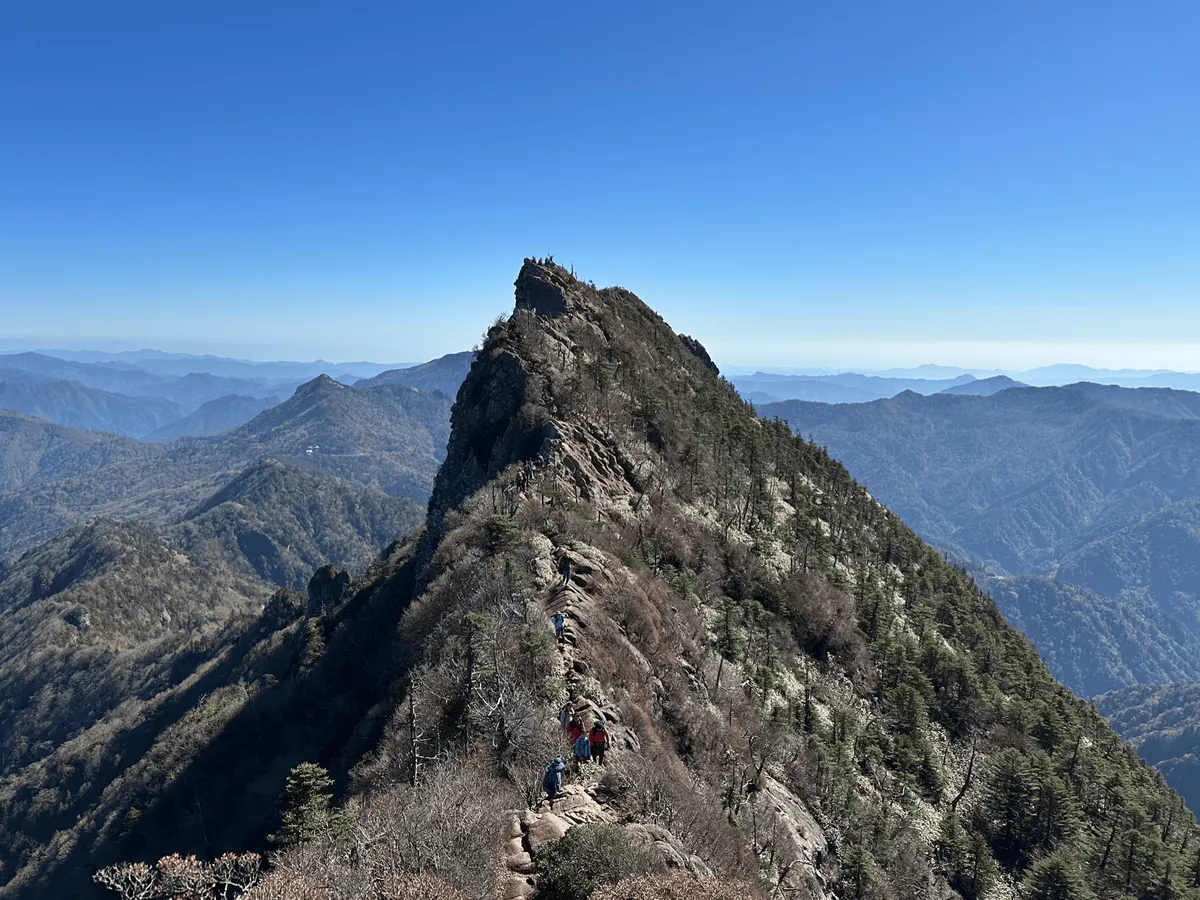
left=551, top=556, right=574, bottom=645
left=543, top=552, right=612, bottom=799
left=543, top=704, right=612, bottom=798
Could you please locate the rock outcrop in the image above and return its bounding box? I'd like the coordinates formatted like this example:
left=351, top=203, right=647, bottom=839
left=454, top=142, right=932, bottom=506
left=513, top=257, right=583, bottom=317
left=306, top=564, right=351, bottom=616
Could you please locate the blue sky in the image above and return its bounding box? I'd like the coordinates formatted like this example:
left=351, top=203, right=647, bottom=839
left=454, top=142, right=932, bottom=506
left=2, top=1, right=1198, bottom=368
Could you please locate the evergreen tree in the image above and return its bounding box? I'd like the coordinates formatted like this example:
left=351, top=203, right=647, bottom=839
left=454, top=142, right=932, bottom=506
left=978, top=747, right=1036, bottom=866
left=271, top=762, right=347, bottom=848
left=1024, top=851, right=1094, bottom=900
left=939, top=813, right=998, bottom=900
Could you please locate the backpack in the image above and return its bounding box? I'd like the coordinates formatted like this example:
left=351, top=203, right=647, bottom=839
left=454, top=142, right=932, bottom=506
left=574, top=734, right=591, bottom=760
left=591, top=727, right=610, bottom=749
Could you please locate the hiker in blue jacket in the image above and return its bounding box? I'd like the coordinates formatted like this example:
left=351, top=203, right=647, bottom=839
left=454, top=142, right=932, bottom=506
left=543, top=756, right=566, bottom=798
left=551, top=610, right=570, bottom=645
left=573, top=729, right=592, bottom=763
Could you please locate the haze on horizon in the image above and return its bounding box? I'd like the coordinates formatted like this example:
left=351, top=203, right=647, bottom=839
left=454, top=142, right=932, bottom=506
left=2, top=1, right=1198, bottom=370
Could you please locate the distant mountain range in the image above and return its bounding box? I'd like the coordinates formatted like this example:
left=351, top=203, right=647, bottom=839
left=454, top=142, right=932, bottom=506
left=732, top=371, right=976, bottom=404
left=761, top=383, right=1200, bottom=695
left=5, top=347, right=401, bottom=382
left=355, top=350, right=474, bottom=398
left=731, top=364, right=1200, bottom=404
left=0, top=350, right=474, bottom=441
left=939, top=374, right=1029, bottom=395
left=0, top=374, right=453, bottom=562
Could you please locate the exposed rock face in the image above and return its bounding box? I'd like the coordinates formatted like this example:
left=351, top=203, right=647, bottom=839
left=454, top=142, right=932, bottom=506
left=513, top=258, right=582, bottom=317
left=422, top=267, right=588, bottom=550
left=306, top=564, right=351, bottom=616
left=679, top=334, right=719, bottom=376
left=424, top=347, right=557, bottom=546
left=752, top=775, right=827, bottom=893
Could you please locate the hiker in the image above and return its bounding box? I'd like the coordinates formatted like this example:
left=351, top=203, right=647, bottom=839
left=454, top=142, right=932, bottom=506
left=567, top=716, right=585, bottom=745
left=551, top=610, right=570, bottom=645
left=589, top=718, right=611, bottom=765
left=543, top=756, right=566, bottom=799
left=573, top=729, right=592, bottom=763
left=559, top=701, right=573, bottom=735
left=559, top=555, right=573, bottom=588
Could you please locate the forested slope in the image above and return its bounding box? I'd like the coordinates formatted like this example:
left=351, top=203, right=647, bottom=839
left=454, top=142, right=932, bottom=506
left=761, top=388, right=1200, bottom=697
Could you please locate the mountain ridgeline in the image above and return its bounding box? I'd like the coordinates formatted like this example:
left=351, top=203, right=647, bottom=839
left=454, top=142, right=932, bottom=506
left=3, top=260, right=1195, bottom=899
left=762, top=385, right=1200, bottom=697
left=0, top=375, right=451, bottom=561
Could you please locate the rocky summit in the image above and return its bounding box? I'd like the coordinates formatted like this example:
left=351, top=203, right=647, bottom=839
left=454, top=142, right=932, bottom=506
left=7, top=260, right=1199, bottom=900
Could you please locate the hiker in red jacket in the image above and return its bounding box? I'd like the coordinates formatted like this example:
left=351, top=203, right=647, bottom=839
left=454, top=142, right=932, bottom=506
left=589, top=718, right=611, bottom=765
left=567, top=716, right=585, bottom=745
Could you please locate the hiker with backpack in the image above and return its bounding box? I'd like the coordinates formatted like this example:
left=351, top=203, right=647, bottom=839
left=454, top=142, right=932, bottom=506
left=559, top=701, right=573, bottom=735
left=573, top=728, right=592, bottom=763
left=551, top=610, right=570, bottom=645
left=543, top=756, right=566, bottom=799
left=567, top=715, right=585, bottom=745
left=559, top=555, right=573, bottom=588
left=589, top=718, right=611, bottom=765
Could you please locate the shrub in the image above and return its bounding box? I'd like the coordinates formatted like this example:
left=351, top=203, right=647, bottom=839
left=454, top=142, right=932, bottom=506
left=592, top=873, right=765, bottom=900
left=377, top=873, right=470, bottom=900
left=534, top=825, right=659, bottom=900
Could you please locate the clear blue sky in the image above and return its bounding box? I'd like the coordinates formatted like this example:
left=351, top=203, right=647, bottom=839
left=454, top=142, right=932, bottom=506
left=2, top=1, right=1198, bottom=368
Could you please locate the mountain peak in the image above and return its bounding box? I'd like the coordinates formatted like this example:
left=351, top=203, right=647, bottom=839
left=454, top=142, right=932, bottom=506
left=295, top=373, right=345, bottom=395
left=513, top=257, right=588, bottom=317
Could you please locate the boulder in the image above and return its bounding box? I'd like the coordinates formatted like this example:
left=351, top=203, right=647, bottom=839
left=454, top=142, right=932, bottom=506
left=526, top=812, right=569, bottom=850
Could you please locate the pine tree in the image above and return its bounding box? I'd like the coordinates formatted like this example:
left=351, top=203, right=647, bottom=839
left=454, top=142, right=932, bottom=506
left=1024, top=851, right=1094, bottom=900
left=271, top=762, right=347, bottom=848
left=979, top=747, right=1036, bottom=866
left=938, top=813, right=998, bottom=900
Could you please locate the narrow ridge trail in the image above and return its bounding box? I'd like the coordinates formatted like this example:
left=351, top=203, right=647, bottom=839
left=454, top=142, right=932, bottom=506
left=495, top=546, right=671, bottom=900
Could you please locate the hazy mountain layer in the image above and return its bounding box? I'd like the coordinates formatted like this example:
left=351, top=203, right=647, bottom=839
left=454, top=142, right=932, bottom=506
left=0, top=377, right=453, bottom=560
left=761, top=385, right=1200, bottom=700
left=939, top=375, right=1028, bottom=395
left=145, top=394, right=280, bottom=441
left=353, top=350, right=473, bottom=398
left=0, top=352, right=165, bottom=394
left=0, top=376, right=183, bottom=438
left=734, top=370, right=976, bottom=404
